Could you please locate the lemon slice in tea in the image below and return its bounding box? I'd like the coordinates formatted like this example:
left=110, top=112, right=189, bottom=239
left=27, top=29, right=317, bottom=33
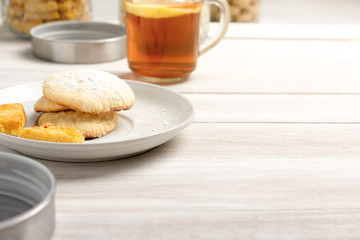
left=125, top=1, right=201, bottom=18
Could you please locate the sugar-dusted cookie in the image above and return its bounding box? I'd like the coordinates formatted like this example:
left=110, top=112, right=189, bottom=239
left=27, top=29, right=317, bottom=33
left=43, top=69, right=135, bottom=114
left=20, top=123, right=84, bottom=143
left=38, top=110, right=118, bottom=138
left=34, top=96, right=70, bottom=112
left=0, top=103, right=26, bottom=136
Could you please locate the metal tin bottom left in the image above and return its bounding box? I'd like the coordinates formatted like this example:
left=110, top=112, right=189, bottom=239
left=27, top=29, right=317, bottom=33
left=0, top=152, right=56, bottom=240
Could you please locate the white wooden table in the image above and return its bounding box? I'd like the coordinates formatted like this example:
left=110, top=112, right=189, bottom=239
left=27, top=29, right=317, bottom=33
left=1, top=22, right=360, bottom=239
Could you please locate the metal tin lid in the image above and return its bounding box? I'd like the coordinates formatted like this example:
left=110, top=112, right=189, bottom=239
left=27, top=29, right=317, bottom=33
left=30, top=21, right=127, bottom=64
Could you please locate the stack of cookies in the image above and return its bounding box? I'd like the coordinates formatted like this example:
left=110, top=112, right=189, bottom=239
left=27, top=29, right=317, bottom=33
left=34, top=69, right=135, bottom=139
left=4, top=0, right=92, bottom=36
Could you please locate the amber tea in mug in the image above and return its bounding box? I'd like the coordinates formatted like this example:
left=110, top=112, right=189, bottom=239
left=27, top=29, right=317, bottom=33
left=126, top=0, right=230, bottom=83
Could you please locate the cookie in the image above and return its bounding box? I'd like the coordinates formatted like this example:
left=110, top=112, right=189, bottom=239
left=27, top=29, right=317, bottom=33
left=38, top=110, right=118, bottom=138
left=60, top=9, right=81, bottom=20
left=58, top=0, right=73, bottom=12
left=0, top=103, right=26, bottom=136
left=43, top=69, right=135, bottom=114
left=20, top=123, right=84, bottom=143
left=24, top=10, right=60, bottom=21
left=34, top=96, right=70, bottom=112
left=24, top=1, right=58, bottom=13
left=9, top=18, right=43, bottom=34
left=6, top=4, right=24, bottom=18
left=10, top=0, right=23, bottom=6
left=23, top=0, right=51, bottom=2
left=74, top=0, right=88, bottom=8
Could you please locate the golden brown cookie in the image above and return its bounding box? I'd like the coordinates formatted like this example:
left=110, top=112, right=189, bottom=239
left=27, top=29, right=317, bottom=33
left=60, top=9, right=80, bottom=20
left=42, top=69, right=135, bottom=114
left=24, top=10, right=60, bottom=21
left=34, top=96, right=70, bottom=112
left=23, top=0, right=53, bottom=2
left=9, top=0, right=23, bottom=6
left=24, top=0, right=58, bottom=12
left=0, top=103, right=26, bottom=136
left=20, top=123, right=84, bottom=143
left=74, top=0, right=87, bottom=8
left=38, top=110, right=118, bottom=138
left=10, top=18, right=43, bottom=34
left=6, top=4, right=24, bottom=18
left=58, top=0, right=73, bottom=12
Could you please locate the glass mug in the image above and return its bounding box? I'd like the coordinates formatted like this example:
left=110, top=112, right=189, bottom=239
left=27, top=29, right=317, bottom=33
left=125, top=0, right=230, bottom=83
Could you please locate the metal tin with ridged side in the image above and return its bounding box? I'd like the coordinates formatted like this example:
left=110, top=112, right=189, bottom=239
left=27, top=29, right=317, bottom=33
left=30, top=21, right=127, bottom=63
left=0, top=152, right=56, bottom=240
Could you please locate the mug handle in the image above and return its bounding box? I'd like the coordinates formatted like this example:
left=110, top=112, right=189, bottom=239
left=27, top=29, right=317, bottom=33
left=199, top=0, right=231, bottom=56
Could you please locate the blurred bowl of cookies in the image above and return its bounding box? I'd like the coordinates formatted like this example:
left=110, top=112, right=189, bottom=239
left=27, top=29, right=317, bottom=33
left=1, top=0, right=92, bottom=38
left=211, top=0, right=259, bottom=22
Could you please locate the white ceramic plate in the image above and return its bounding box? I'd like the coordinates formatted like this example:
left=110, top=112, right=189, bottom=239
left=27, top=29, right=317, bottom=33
left=0, top=81, right=194, bottom=162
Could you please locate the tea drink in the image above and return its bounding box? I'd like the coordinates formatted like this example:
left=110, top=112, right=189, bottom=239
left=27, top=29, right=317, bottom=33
left=126, top=0, right=202, bottom=82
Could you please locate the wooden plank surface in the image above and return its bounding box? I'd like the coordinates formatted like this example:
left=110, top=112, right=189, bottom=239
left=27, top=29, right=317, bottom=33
left=2, top=30, right=360, bottom=94
left=35, top=123, right=360, bottom=210
left=187, top=94, right=360, bottom=123
left=53, top=210, right=360, bottom=240
left=36, top=122, right=360, bottom=239
left=1, top=20, right=360, bottom=239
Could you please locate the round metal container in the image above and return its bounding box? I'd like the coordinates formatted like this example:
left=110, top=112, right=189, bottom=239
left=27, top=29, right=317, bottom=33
left=30, top=21, right=127, bottom=63
left=0, top=152, right=56, bottom=240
